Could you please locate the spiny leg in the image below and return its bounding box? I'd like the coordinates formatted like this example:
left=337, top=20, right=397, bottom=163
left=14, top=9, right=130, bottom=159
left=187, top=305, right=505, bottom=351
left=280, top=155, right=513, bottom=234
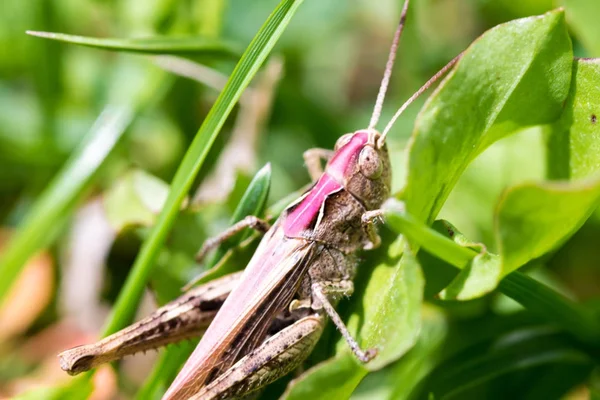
left=303, top=148, right=334, bottom=181
left=191, top=312, right=325, bottom=400
left=58, top=272, right=243, bottom=375
left=196, top=216, right=271, bottom=263
left=312, top=281, right=377, bottom=363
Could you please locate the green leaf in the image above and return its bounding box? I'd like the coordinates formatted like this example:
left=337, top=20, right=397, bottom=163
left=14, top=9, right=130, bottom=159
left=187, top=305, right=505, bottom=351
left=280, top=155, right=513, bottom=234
left=192, top=163, right=272, bottom=285
left=383, top=207, right=600, bottom=346
left=352, top=307, right=448, bottom=400
left=547, top=59, right=600, bottom=180
left=429, top=59, right=600, bottom=299
left=565, top=0, right=600, bottom=56
left=495, top=177, right=600, bottom=275
left=434, top=221, right=502, bottom=301
left=384, top=210, right=502, bottom=300
left=0, top=107, right=133, bottom=306
left=103, top=169, right=171, bottom=231
left=401, top=9, right=572, bottom=224
left=358, top=242, right=424, bottom=370
left=383, top=206, right=475, bottom=268
left=283, top=353, right=367, bottom=400
left=284, top=239, right=424, bottom=397
left=439, top=252, right=502, bottom=300
left=26, top=31, right=240, bottom=58
left=101, top=0, right=305, bottom=337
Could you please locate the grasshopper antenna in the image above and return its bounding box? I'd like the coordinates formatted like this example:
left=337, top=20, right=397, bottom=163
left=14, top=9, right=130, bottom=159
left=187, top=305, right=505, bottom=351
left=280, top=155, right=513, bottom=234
left=377, top=52, right=463, bottom=148
left=368, top=0, right=410, bottom=132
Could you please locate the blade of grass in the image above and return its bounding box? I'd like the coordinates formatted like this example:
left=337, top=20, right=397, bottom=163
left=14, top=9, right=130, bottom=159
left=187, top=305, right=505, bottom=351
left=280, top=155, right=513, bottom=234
left=0, top=62, right=170, bottom=307
left=102, top=0, right=305, bottom=337
left=136, top=341, right=198, bottom=400
left=498, top=273, right=600, bottom=346
left=419, top=327, right=591, bottom=399
left=138, top=164, right=272, bottom=398
left=383, top=207, right=600, bottom=347
left=0, top=106, right=132, bottom=306
left=25, top=31, right=240, bottom=58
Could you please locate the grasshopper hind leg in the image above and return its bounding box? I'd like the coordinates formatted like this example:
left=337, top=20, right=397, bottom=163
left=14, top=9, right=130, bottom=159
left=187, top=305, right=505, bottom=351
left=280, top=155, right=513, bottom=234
left=58, top=272, right=243, bottom=375
left=191, top=311, right=325, bottom=400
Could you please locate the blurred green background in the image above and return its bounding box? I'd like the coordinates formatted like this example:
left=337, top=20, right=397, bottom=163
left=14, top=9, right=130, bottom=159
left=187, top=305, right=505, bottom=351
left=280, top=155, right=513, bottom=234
left=0, top=0, right=599, bottom=398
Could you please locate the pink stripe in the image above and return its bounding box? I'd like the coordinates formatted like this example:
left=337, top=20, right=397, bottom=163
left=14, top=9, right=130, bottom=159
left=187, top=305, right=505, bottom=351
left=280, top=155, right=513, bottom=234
left=283, top=174, right=342, bottom=237
left=326, top=130, right=369, bottom=182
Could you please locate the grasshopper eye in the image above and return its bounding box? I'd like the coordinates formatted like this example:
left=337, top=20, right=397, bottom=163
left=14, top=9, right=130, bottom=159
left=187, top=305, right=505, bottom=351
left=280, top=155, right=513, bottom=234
left=358, top=146, right=383, bottom=179
left=334, top=133, right=353, bottom=151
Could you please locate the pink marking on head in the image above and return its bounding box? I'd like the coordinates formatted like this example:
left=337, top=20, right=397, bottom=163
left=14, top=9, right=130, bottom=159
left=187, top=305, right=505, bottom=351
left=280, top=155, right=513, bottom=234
left=326, top=131, right=369, bottom=183
left=283, top=174, right=342, bottom=237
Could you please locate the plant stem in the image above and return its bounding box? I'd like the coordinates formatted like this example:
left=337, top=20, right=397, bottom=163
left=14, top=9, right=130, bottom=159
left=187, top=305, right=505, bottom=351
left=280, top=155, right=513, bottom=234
left=383, top=209, right=600, bottom=347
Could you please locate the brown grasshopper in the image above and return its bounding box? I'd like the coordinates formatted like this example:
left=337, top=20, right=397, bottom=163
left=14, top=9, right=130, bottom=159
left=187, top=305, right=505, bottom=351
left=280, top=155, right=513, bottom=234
left=58, top=1, right=460, bottom=398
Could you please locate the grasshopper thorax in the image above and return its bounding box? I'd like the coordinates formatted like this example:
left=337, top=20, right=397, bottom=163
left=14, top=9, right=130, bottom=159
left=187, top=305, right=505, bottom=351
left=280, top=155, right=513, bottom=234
left=325, top=129, right=391, bottom=210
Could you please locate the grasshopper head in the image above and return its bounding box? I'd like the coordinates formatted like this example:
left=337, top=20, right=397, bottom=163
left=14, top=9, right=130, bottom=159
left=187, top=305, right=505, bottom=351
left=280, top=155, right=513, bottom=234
left=326, top=130, right=391, bottom=210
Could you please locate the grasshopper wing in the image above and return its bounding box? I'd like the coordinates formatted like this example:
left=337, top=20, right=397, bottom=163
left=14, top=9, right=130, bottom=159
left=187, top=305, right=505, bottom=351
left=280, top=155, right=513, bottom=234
left=163, top=223, right=316, bottom=400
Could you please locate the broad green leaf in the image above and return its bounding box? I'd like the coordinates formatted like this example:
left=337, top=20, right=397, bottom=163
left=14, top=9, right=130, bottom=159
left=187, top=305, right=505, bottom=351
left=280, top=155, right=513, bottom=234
left=352, top=307, right=448, bottom=400
left=564, top=0, right=600, bottom=56
left=383, top=207, right=600, bottom=346
left=284, top=353, right=367, bottom=400
left=26, top=31, right=239, bottom=58
left=284, top=240, right=424, bottom=397
left=384, top=210, right=502, bottom=300
left=401, top=9, right=572, bottom=224
left=439, top=126, right=547, bottom=244
left=434, top=59, right=600, bottom=299
left=495, top=177, right=600, bottom=274
left=103, top=169, right=171, bottom=230
left=357, top=242, right=424, bottom=370
left=547, top=59, right=600, bottom=180
left=102, top=0, right=305, bottom=337
left=433, top=221, right=502, bottom=301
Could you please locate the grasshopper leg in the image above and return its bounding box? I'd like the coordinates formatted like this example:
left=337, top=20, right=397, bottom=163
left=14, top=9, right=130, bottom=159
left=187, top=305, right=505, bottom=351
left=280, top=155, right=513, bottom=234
left=191, top=312, right=325, bottom=400
left=58, top=272, right=242, bottom=375
left=196, top=216, right=271, bottom=263
left=312, top=282, right=377, bottom=363
left=303, top=148, right=334, bottom=181
left=362, top=209, right=385, bottom=250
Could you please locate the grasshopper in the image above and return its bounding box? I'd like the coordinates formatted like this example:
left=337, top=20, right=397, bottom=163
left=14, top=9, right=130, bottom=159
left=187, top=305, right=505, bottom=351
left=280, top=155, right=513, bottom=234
left=58, top=0, right=460, bottom=398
